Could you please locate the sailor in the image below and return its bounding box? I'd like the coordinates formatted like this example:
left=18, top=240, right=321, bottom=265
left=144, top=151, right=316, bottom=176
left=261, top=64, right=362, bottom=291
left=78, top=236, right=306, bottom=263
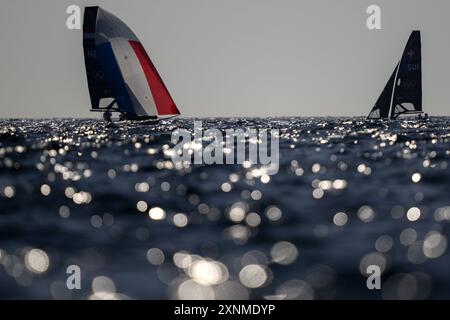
left=103, top=111, right=112, bottom=122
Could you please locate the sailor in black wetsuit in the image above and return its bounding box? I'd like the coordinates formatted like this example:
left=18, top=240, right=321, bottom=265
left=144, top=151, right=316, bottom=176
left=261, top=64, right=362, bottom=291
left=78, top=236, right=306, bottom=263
left=103, top=111, right=112, bottom=122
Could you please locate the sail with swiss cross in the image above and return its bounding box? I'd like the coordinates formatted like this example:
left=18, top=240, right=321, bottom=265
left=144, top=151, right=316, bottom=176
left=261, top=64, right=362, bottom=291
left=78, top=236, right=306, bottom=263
left=368, top=31, right=424, bottom=120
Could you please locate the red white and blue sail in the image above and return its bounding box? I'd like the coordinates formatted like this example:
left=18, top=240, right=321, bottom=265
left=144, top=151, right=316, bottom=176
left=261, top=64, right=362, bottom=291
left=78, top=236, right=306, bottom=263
left=83, top=6, right=180, bottom=118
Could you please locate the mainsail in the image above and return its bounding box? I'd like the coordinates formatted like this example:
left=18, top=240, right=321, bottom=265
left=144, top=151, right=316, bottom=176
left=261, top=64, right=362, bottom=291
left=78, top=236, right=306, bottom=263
left=368, top=31, right=422, bottom=120
left=82, top=6, right=180, bottom=119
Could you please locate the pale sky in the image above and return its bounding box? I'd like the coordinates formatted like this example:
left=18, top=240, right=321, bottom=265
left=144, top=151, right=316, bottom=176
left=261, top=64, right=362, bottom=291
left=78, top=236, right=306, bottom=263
left=1, top=0, right=450, bottom=118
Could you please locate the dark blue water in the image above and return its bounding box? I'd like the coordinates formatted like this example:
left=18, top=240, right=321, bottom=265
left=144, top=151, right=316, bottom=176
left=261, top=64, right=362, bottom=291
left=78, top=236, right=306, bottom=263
left=0, top=117, right=449, bottom=299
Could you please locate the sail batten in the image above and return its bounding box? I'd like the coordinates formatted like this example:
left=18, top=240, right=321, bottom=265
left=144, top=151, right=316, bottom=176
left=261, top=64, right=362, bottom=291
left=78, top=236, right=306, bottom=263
left=368, top=31, right=422, bottom=120
left=389, top=62, right=401, bottom=117
left=82, top=6, right=180, bottom=119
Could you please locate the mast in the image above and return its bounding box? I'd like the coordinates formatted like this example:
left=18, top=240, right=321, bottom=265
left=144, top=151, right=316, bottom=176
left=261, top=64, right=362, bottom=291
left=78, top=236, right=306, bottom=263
left=388, top=62, right=401, bottom=118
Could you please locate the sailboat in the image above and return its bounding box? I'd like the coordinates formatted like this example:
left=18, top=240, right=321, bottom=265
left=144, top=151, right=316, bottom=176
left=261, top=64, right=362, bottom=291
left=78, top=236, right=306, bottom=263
left=368, top=31, right=427, bottom=120
left=83, top=6, right=180, bottom=122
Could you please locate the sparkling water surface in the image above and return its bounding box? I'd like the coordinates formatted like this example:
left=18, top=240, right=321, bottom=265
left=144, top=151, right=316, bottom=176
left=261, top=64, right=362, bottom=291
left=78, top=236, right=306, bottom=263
left=0, top=117, right=449, bottom=299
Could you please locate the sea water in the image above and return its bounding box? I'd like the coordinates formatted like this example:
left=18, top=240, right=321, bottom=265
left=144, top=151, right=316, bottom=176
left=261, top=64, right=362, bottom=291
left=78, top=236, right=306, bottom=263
left=0, top=117, right=449, bottom=299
